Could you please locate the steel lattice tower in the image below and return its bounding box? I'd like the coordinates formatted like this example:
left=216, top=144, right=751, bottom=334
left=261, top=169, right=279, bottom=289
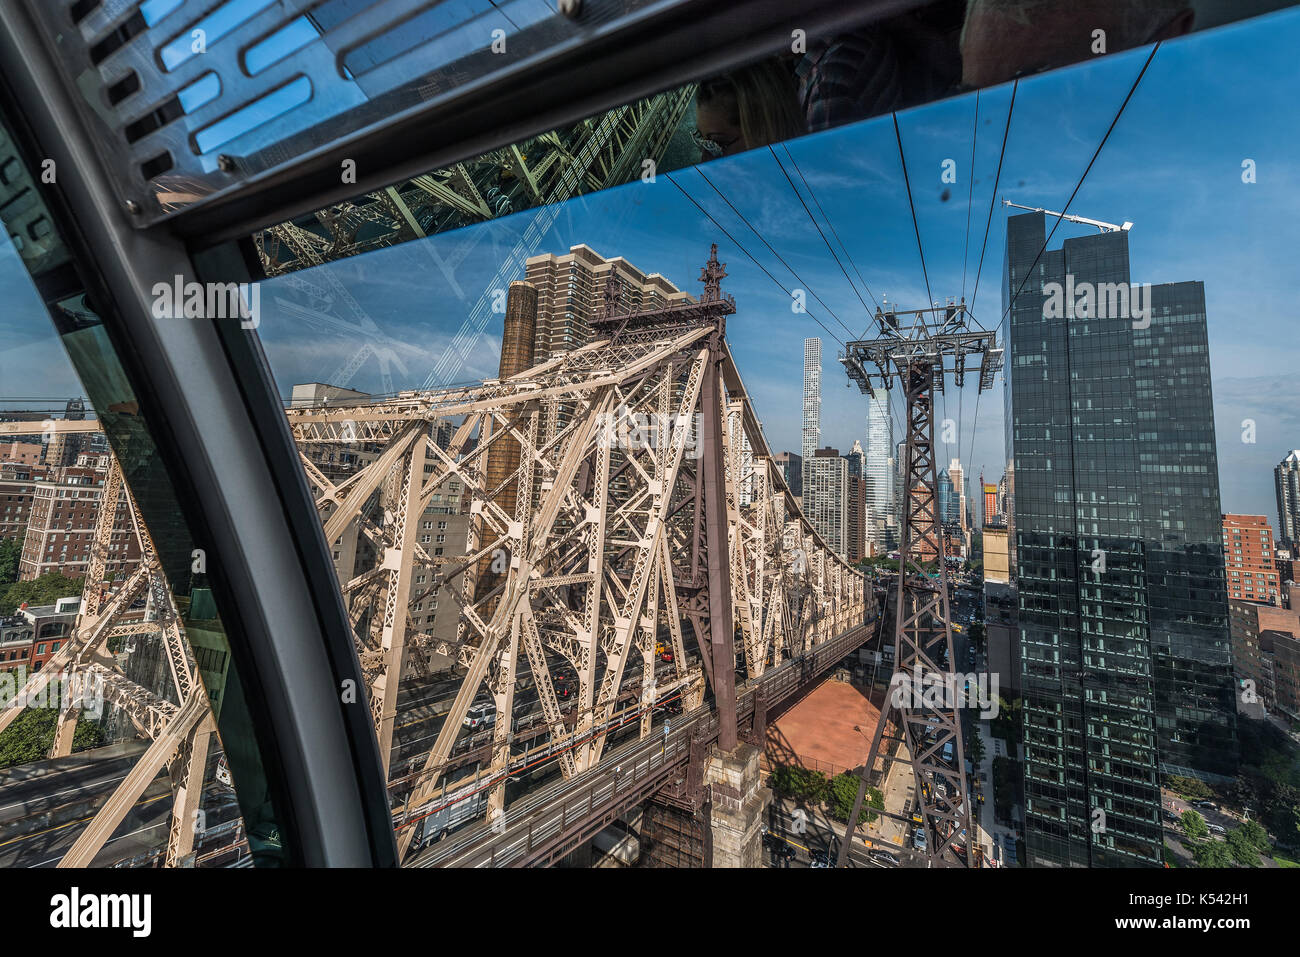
left=836, top=301, right=1002, bottom=868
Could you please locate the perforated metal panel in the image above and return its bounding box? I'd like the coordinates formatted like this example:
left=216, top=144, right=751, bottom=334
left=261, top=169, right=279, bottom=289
left=27, top=0, right=673, bottom=226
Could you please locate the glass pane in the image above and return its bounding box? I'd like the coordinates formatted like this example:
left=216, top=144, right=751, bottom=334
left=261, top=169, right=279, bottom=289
left=243, top=5, right=1300, bottom=868
left=0, top=121, right=283, bottom=867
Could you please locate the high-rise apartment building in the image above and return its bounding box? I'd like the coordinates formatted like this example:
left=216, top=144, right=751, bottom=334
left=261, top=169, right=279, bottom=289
left=807, top=448, right=848, bottom=557
left=1274, top=451, right=1300, bottom=546
left=1004, top=210, right=1236, bottom=868
left=0, top=462, right=47, bottom=541
left=894, top=438, right=907, bottom=542
left=18, top=456, right=140, bottom=581
left=982, top=478, right=1000, bottom=527
left=845, top=442, right=867, bottom=562
left=523, top=244, right=691, bottom=364
left=1222, top=514, right=1279, bottom=605
left=1227, top=597, right=1299, bottom=716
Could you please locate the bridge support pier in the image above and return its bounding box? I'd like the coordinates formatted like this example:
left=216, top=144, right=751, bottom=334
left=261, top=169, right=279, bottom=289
left=703, top=742, right=769, bottom=868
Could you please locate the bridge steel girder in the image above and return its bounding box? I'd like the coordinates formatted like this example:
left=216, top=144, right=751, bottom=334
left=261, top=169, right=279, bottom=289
left=284, top=247, right=867, bottom=864
left=0, top=449, right=223, bottom=867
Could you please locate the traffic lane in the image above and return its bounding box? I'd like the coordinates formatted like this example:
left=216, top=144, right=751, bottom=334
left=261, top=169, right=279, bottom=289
left=1161, top=789, right=1240, bottom=835
left=765, top=804, right=926, bottom=869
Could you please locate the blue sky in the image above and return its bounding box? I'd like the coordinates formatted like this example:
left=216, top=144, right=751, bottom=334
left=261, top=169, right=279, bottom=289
left=5, top=5, right=1299, bottom=521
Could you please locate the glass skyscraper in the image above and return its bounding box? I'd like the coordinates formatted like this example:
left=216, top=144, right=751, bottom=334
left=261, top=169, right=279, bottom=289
left=937, top=468, right=955, bottom=526
left=864, top=392, right=894, bottom=551
left=1004, top=210, right=1236, bottom=868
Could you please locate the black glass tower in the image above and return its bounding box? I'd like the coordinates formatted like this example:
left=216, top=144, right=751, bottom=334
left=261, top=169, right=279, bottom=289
left=1003, top=211, right=1237, bottom=868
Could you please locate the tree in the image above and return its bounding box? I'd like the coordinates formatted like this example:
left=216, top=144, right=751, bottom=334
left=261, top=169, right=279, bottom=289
left=1190, top=838, right=1232, bottom=868
left=1225, top=828, right=1261, bottom=867
left=966, top=730, right=986, bottom=765
left=1180, top=809, right=1208, bottom=841
left=827, top=772, right=882, bottom=825
left=0, top=708, right=105, bottom=770
left=0, top=572, right=83, bottom=616
left=0, top=536, right=21, bottom=585
left=1238, top=818, right=1271, bottom=853
left=1165, top=774, right=1213, bottom=802
left=768, top=765, right=829, bottom=803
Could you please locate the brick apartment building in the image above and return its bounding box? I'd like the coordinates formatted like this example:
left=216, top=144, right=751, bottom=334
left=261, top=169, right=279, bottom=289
left=0, top=461, right=49, bottom=541
left=1, top=438, right=42, bottom=466
left=1228, top=597, right=1300, bottom=716
left=1222, top=514, right=1280, bottom=606
left=0, top=598, right=78, bottom=674
left=18, top=455, right=140, bottom=581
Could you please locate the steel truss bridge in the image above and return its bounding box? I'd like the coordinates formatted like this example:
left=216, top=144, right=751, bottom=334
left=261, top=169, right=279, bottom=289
left=0, top=246, right=873, bottom=867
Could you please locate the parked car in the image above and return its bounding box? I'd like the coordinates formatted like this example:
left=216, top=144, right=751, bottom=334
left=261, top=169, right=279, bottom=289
left=913, top=828, right=928, bottom=852
left=868, top=848, right=900, bottom=866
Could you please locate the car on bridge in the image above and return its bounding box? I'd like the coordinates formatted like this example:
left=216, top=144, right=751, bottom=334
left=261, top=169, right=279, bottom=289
left=464, top=702, right=497, bottom=730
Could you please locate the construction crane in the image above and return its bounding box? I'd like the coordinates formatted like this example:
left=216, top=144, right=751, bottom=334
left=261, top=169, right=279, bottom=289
left=1002, top=198, right=1132, bottom=232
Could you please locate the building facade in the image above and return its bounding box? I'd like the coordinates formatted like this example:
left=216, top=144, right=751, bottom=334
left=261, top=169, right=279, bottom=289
left=806, top=448, right=848, bottom=558
left=772, top=451, right=802, bottom=498
left=1004, top=210, right=1236, bottom=869
left=864, top=392, right=894, bottom=552
left=0, top=462, right=47, bottom=541
left=18, top=457, right=141, bottom=582
left=1274, top=451, right=1300, bottom=546
left=802, top=338, right=821, bottom=496
left=523, top=244, right=691, bottom=363
left=1222, top=514, right=1279, bottom=606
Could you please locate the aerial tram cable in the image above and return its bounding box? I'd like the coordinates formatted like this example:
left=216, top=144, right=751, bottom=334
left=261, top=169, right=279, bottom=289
left=778, top=143, right=881, bottom=316
left=665, top=173, right=848, bottom=348
left=692, top=164, right=856, bottom=340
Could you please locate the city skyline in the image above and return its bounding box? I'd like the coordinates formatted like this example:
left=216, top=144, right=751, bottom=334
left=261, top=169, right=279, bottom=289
left=3, top=8, right=1299, bottom=524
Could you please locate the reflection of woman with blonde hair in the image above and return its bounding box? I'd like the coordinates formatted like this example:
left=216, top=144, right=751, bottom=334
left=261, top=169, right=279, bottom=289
left=692, top=57, right=803, bottom=162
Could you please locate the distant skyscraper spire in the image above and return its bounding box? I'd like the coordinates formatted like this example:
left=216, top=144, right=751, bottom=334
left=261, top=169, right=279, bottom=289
left=802, top=339, right=821, bottom=494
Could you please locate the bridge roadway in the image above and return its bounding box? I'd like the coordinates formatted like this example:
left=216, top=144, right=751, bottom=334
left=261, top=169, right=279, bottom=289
left=413, top=619, right=876, bottom=867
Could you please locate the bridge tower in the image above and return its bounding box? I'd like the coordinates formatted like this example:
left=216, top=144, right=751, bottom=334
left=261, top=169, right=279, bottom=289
left=837, top=302, right=1002, bottom=867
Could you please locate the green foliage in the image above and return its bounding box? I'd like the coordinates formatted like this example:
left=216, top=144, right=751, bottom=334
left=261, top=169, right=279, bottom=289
left=825, top=772, right=882, bottom=825
left=1225, top=828, right=1260, bottom=867
left=768, top=764, right=829, bottom=803
left=0, top=572, right=83, bottom=617
left=0, top=536, right=22, bottom=585
left=1165, top=774, right=1213, bottom=801
left=1180, top=809, right=1208, bottom=841
left=1231, top=717, right=1300, bottom=843
left=966, top=730, right=986, bottom=765
left=0, top=708, right=105, bottom=770
left=1190, top=838, right=1232, bottom=868
left=1238, top=818, right=1271, bottom=852
left=990, top=696, right=1020, bottom=744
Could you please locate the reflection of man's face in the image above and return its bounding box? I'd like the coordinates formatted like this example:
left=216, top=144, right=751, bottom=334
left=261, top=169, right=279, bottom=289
left=961, top=1, right=1096, bottom=89
left=960, top=0, right=1193, bottom=90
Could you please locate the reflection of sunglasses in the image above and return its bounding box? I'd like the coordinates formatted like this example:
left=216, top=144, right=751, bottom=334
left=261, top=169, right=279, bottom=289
left=690, top=127, right=737, bottom=157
